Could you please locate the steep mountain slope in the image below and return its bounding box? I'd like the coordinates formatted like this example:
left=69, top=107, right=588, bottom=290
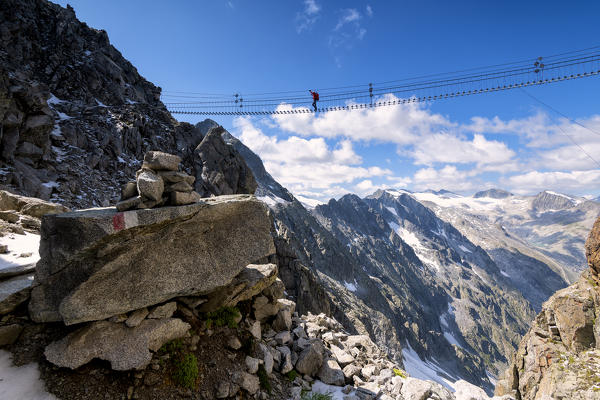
left=0, top=0, right=250, bottom=209
left=314, top=190, right=535, bottom=376
left=495, top=216, right=600, bottom=399
left=413, top=190, right=600, bottom=308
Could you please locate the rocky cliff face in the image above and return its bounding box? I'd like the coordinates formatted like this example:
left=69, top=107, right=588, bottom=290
left=0, top=0, right=255, bottom=209
left=495, top=216, right=600, bottom=399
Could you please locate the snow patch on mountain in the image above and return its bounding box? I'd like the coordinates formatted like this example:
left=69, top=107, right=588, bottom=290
left=402, top=342, right=458, bottom=391
left=343, top=280, right=358, bottom=292
left=385, top=206, right=398, bottom=216
left=257, top=194, right=289, bottom=208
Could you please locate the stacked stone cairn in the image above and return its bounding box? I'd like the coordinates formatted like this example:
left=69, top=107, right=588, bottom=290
left=116, top=150, right=201, bottom=211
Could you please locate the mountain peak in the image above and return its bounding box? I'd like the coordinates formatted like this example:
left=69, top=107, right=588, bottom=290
left=532, top=190, right=578, bottom=212
left=473, top=188, right=513, bottom=199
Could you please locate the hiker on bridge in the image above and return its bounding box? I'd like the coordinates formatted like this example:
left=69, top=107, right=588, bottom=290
left=309, top=90, right=319, bottom=112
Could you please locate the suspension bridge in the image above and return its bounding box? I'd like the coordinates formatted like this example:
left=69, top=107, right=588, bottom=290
left=163, top=46, right=600, bottom=116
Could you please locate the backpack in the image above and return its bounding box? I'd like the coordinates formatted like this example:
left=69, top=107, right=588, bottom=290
left=313, top=92, right=319, bottom=101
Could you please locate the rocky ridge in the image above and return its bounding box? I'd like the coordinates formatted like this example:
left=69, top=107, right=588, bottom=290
left=0, top=0, right=256, bottom=210
left=495, top=215, right=600, bottom=399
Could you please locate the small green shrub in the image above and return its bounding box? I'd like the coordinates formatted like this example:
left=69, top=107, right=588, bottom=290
left=286, top=370, right=299, bottom=381
left=205, top=306, right=241, bottom=329
left=301, top=392, right=333, bottom=400
left=257, top=364, right=271, bottom=393
left=393, top=368, right=407, bottom=378
left=172, top=353, right=198, bottom=389
left=159, top=338, right=184, bottom=355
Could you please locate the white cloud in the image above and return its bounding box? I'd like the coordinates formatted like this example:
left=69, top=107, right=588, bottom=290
left=413, top=165, right=481, bottom=192
left=410, top=133, right=517, bottom=169
left=502, top=169, right=600, bottom=195
left=366, top=5, right=373, bottom=17
left=232, top=117, right=392, bottom=202
left=335, top=8, right=361, bottom=30
left=273, top=97, right=453, bottom=145
left=296, top=0, right=321, bottom=33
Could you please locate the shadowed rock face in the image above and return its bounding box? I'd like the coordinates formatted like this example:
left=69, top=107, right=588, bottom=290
left=0, top=0, right=257, bottom=209
left=495, top=216, right=600, bottom=400
left=194, top=126, right=257, bottom=198
left=29, top=195, right=275, bottom=325
left=586, top=216, right=600, bottom=281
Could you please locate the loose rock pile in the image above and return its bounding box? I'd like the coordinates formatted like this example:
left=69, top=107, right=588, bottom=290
left=117, top=151, right=201, bottom=211
left=0, top=190, right=68, bottom=346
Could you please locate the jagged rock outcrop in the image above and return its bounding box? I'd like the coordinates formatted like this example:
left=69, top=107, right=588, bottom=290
left=194, top=126, right=257, bottom=198
left=586, top=216, right=600, bottom=281
left=29, top=194, right=275, bottom=324
left=495, top=216, right=600, bottom=399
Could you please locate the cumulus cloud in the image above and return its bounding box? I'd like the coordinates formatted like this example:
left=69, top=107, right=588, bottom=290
left=232, top=117, right=392, bottom=202
left=502, top=169, right=600, bottom=195
left=412, top=166, right=482, bottom=192
left=232, top=91, right=600, bottom=200
left=272, top=97, right=453, bottom=145
left=296, top=0, right=321, bottom=33
left=410, top=133, right=517, bottom=169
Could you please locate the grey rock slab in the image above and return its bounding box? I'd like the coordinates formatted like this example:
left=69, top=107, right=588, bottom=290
left=116, top=196, right=143, bottom=212
left=272, top=308, right=292, bottom=332
left=44, top=318, right=190, bottom=370
left=275, top=331, right=291, bottom=345
left=143, top=151, right=181, bottom=171
left=331, top=344, right=355, bottom=367
left=158, top=171, right=195, bottom=185
left=318, top=358, right=345, bottom=386
left=29, top=195, right=275, bottom=324
left=226, top=336, right=242, bottom=350
left=137, top=170, right=164, bottom=202
left=401, top=377, right=455, bottom=400
left=147, top=302, right=177, bottom=319
left=0, top=324, right=23, bottom=346
left=169, top=191, right=201, bottom=206
left=232, top=371, right=260, bottom=395
left=245, top=356, right=260, bottom=374
left=125, top=308, right=149, bottom=328
left=164, top=181, right=193, bottom=193
left=277, top=346, right=293, bottom=374
left=216, top=381, right=230, bottom=399
left=253, top=295, right=281, bottom=322
left=0, top=210, right=19, bottom=223
left=248, top=320, right=261, bottom=340
left=295, top=341, right=323, bottom=376
left=198, top=263, right=278, bottom=313
left=0, top=262, right=36, bottom=279
left=0, top=274, right=33, bottom=315
left=343, top=364, right=362, bottom=380
left=121, top=182, right=138, bottom=200
left=256, top=343, right=274, bottom=375
left=0, top=190, right=69, bottom=218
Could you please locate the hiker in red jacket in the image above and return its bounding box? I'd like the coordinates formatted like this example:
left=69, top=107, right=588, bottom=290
left=309, top=90, right=319, bottom=112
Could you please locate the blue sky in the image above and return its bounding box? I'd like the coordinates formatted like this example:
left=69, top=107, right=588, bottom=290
left=57, top=0, right=600, bottom=201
